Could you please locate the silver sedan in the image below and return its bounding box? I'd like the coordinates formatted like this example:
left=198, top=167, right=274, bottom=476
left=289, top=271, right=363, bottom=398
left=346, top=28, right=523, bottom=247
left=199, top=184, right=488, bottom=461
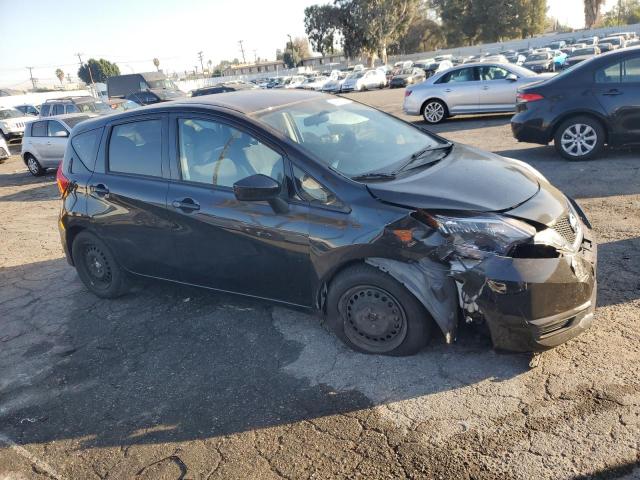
left=403, top=62, right=554, bottom=124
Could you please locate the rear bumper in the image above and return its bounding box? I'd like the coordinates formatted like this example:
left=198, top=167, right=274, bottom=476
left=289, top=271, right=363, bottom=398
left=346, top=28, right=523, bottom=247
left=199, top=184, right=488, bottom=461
left=511, top=109, right=553, bottom=145
left=464, top=224, right=597, bottom=352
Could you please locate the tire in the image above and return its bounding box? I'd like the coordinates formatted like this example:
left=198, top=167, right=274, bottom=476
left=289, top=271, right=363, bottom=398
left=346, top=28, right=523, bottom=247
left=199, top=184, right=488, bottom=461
left=25, top=154, right=44, bottom=176
left=72, top=231, right=130, bottom=299
left=326, top=264, right=433, bottom=356
left=422, top=99, right=448, bottom=124
left=554, top=116, right=605, bottom=161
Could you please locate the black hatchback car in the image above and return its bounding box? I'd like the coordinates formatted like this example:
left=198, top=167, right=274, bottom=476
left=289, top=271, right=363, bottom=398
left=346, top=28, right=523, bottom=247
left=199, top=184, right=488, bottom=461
left=512, top=47, right=640, bottom=160
left=57, top=90, right=597, bottom=355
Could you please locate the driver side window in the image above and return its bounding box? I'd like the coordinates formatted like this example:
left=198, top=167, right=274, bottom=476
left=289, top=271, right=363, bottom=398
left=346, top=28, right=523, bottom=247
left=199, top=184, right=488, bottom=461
left=177, top=118, right=284, bottom=188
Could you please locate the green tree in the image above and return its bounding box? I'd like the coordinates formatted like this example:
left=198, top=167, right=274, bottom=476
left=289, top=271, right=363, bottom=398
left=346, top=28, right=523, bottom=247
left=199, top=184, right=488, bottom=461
left=584, top=0, right=605, bottom=27
left=77, top=58, right=120, bottom=84
left=55, top=68, right=65, bottom=86
left=392, top=2, right=445, bottom=54
left=153, top=58, right=160, bottom=71
left=304, top=4, right=341, bottom=55
left=281, top=37, right=310, bottom=68
left=336, top=0, right=420, bottom=64
left=601, top=0, right=640, bottom=26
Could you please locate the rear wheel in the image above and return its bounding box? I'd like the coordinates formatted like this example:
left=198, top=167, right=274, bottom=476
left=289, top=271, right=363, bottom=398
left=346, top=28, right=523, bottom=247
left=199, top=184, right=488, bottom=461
left=326, top=264, right=433, bottom=356
left=422, top=99, right=448, bottom=124
left=72, top=231, right=130, bottom=298
left=25, top=154, right=44, bottom=176
left=554, top=116, right=604, bottom=160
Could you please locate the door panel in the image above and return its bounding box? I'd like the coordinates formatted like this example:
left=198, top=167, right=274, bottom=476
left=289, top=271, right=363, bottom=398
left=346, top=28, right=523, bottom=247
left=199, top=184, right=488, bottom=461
left=477, top=66, right=517, bottom=110
left=438, top=67, right=481, bottom=112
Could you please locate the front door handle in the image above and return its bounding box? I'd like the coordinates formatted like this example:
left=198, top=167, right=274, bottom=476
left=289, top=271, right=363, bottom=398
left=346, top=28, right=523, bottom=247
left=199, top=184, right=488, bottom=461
left=482, top=85, right=490, bottom=90
left=172, top=198, right=200, bottom=212
left=603, top=89, right=623, bottom=96
left=444, top=88, right=452, bottom=92
left=90, top=184, right=109, bottom=196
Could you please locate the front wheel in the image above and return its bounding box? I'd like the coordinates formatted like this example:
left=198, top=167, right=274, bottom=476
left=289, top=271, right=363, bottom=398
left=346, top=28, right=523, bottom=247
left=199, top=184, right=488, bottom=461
left=326, top=264, right=433, bottom=356
left=72, top=231, right=131, bottom=298
left=422, top=99, right=448, bottom=124
left=554, top=116, right=604, bottom=160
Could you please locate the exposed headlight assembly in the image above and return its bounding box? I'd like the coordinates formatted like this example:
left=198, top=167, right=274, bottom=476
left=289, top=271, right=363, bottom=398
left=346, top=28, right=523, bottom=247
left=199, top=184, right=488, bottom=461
left=434, top=214, right=536, bottom=259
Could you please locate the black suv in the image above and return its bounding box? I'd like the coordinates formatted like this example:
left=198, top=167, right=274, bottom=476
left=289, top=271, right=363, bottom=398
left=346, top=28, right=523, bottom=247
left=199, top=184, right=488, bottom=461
left=512, top=47, right=640, bottom=160
left=57, top=90, right=596, bottom=355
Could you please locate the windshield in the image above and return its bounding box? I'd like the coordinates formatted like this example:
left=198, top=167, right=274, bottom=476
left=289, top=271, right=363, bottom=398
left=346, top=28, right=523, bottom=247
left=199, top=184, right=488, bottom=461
left=572, top=48, right=596, bottom=56
left=527, top=53, right=551, bottom=61
left=602, top=37, right=621, bottom=45
left=0, top=108, right=24, bottom=119
left=146, top=79, right=177, bottom=89
left=77, top=101, right=111, bottom=113
left=255, top=97, right=440, bottom=177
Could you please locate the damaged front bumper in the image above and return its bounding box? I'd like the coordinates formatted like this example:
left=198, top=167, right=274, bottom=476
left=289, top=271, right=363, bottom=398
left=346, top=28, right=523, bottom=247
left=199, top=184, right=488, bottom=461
left=455, top=225, right=597, bottom=352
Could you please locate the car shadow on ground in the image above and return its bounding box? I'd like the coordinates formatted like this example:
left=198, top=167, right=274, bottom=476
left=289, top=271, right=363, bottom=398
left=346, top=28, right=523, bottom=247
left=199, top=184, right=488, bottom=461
left=416, top=114, right=513, bottom=134
left=0, top=257, right=534, bottom=450
left=0, top=170, right=56, bottom=189
left=0, top=181, right=59, bottom=202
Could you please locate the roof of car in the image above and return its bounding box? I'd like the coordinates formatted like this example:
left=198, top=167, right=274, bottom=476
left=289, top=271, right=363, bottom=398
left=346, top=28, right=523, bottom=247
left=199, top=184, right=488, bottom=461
left=73, top=89, right=328, bottom=134
left=44, top=96, right=96, bottom=103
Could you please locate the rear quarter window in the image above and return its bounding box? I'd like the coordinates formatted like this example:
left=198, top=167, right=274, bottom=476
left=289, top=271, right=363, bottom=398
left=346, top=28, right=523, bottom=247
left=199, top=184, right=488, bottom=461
left=31, top=121, right=47, bottom=137
left=70, top=128, right=103, bottom=172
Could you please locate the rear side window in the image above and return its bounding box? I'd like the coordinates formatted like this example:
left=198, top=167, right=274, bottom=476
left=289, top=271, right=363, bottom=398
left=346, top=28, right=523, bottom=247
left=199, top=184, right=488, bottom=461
left=48, top=121, right=67, bottom=137
left=71, top=128, right=102, bottom=171
left=31, top=121, right=47, bottom=137
left=108, top=120, right=162, bottom=177
left=40, top=104, right=51, bottom=117
left=53, top=104, right=65, bottom=115
left=66, top=104, right=80, bottom=114
left=596, top=57, right=640, bottom=83
left=437, top=67, right=476, bottom=83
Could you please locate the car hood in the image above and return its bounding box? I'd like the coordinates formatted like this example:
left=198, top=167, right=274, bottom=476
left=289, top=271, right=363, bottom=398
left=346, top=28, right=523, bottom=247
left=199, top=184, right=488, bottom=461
left=0, top=116, right=31, bottom=128
left=366, top=144, right=540, bottom=213
left=151, top=88, right=187, bottom=100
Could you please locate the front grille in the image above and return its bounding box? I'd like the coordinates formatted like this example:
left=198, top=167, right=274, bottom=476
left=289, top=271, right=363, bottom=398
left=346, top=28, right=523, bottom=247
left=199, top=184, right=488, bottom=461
left=536, top=316, right=575, bottom=336
left=553, top=215, right=577, bottom=245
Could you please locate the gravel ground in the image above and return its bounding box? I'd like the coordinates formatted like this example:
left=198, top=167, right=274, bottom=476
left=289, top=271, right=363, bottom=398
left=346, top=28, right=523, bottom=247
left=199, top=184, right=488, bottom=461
left=0, top=89, right=639, bottom=480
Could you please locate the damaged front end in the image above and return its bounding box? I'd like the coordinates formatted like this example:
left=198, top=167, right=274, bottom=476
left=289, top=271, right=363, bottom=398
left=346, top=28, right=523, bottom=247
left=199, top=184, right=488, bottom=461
left=366, top=199, right=597, bottom=352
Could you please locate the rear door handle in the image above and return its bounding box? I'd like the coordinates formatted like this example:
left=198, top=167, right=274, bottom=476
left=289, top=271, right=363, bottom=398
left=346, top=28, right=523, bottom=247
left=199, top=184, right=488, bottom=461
left=172, top=198, right=200, bottom=212
left=603, top=89, right=622, bottom=96
left=90, top=184, right=109, bottom=196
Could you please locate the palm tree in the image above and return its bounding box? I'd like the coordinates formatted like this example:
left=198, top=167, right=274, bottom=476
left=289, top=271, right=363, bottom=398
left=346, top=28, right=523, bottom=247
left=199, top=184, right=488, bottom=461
left=55, top=68, right=65, bottom=86
left=153, top=58, right=160, bottom=71
left=584, top=0, right=605, bottom=28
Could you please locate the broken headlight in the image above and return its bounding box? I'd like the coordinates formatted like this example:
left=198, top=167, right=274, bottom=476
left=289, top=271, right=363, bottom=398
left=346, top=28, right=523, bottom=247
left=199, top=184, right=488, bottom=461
left=434, top=214, right=536, bottom=259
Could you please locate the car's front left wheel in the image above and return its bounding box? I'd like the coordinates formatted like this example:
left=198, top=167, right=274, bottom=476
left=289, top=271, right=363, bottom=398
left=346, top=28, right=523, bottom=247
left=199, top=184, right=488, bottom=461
left=72, top=231, right=131, bottom=298
left=326, top=264, right=433, bottom=356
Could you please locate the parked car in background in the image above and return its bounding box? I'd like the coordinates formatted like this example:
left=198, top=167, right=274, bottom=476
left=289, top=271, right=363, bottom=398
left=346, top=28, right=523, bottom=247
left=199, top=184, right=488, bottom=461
left=413, top=58, right=436, bottom=70
left=523, top=51, right=558, bottom=72
left=107, top=72, right=185, bottom=105
left=577, top=36, right=599, bottom=46
left=628, top=39, right=640, bottom=48
left=610, top=31, right=637, bottom=41
left=14, top=104, right=40, bottom=116
left=565, top=46, right=601, bottom=67
left=341, top=69, right=387, bottom=92
left=389, top=67, right=426, bottom=88
left=40, top=97, right=112, bottom=117
left=0, top=107, right=32, bottom=143
left=0, top=135, right=9, bottom=161
left=404, top=63, right=554, bottom=124
left=21, top=114, right=94, bottom=175
left=107, top=99, right=141, bottom=111
left=502, top=51, right=526, bottom=65
left=545, top=40, right=567, bottom=50
left=598, top=36, right=626, bottom=52
left=393, top=60, right=413, bottom=70
left=299, top=76, right=330, bottom=90
left=479, top=54, right=509, bottom=64
left=57, top=89, right=596, bottom=355
left=423, top=60, right=454, bottom=78
left=512, top=47, right=640, bottom=160
left=191, top=82, right=256, bottom=96
left=321, top=72, right=348, bottom=93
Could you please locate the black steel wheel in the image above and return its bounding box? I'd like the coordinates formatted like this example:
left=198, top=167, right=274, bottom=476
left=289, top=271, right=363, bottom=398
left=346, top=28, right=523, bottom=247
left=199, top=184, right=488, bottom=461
left=72, top=231, right=130, bottom=298
left=327, top=264, right=433, bottom=356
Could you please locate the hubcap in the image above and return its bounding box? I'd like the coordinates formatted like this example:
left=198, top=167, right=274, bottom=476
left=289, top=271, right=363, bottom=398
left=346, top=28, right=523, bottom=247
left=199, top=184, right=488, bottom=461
left=340, top=286, right=407, bottom=353
left=84, top=246, right=112, bottom=288
left=27, top=158, right=38, bottom=173
left=560, top=124, right=597, bottom=157
left=424, top=102, right=444, bottom=123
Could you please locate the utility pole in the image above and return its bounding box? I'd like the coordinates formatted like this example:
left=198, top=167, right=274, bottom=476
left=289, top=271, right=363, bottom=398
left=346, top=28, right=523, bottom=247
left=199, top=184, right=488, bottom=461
left=253, top=49, right=258, bottom=63
left=287, top=34, right=294, bottom=69
left=26, top=67, right=36, bottom=89
left=238, top=40, right=246, bottom=64
left=76, top=53, right=95, bottom=89
left=197, top=51, right=205, bottom=77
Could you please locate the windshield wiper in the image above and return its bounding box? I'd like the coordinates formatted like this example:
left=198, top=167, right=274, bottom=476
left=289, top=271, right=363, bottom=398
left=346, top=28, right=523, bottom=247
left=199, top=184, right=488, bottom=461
left=394, top=142, right=453, bottom=173
left=351, top=172, right=397, bottom=182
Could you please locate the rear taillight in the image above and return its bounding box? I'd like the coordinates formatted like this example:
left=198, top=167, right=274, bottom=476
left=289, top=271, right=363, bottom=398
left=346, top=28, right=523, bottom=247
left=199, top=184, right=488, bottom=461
left=404, top=89, right=412, bottom=97
left=56, top=163, right=70, bottom=196
left=517, top=92, right=544, bottom=103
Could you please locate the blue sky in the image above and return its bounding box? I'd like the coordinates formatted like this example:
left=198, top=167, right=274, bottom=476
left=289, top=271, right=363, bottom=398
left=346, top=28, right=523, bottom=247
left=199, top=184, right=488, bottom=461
left=0, top=0, right=617, bottom=87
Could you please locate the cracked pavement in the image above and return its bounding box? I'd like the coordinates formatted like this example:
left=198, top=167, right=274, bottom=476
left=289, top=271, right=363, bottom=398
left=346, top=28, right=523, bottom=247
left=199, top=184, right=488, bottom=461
left=0, top=89, right=639, bottom=479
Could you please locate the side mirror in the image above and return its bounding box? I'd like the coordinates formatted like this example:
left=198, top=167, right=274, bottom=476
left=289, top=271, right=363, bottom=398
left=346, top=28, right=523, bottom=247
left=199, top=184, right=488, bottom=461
left=506, top=73, right=518, bottom=82
left=233, top=174, right=281, bottom=201
left=234, top=174, right=288, bottom=213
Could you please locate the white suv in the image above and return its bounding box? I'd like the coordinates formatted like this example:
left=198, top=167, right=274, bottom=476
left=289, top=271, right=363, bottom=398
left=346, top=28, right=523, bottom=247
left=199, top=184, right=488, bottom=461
left=340, top=69, right=387, bottom=92
left=0, top=107, right=33, bottom=144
